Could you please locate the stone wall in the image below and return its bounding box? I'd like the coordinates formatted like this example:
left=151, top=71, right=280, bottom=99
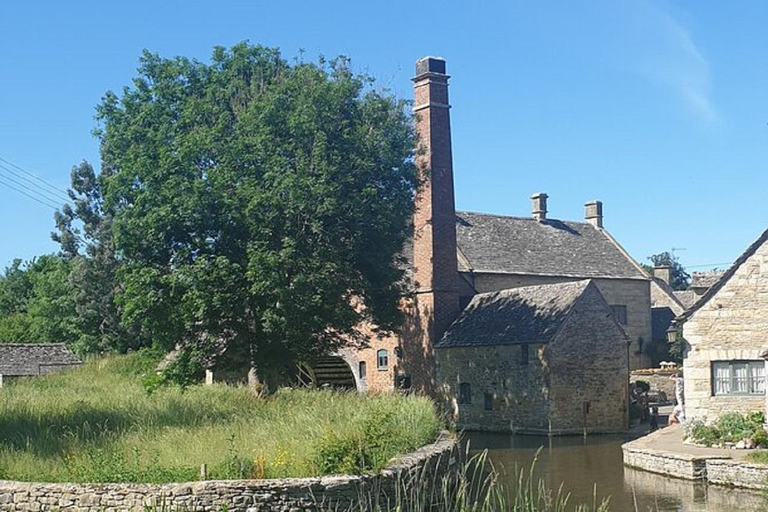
left=472, top=274, right=652, bottom=370
left=623, top=440, right=768, bottom=491
left=435, top=284, right=628, bottom=434
left=682, top=239, right=768, bottom=422
left=0, top=433, right=457, bottom=512
left=630, top=369, right=678, bottom=402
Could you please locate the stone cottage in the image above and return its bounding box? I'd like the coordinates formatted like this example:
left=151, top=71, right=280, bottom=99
left=435, top=280, right=629, bottom=434
left=323, top=56, right=649, bottom=421
left=675, top=228, right=768, bottom=421
left=0, top=343, right=81, bottom=386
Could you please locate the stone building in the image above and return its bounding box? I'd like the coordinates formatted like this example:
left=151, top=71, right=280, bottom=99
left=435, top=280, right=629, bottom=434
left=0, top=343, right=81, bottom=386
left=676, top=229, right=768, bottom=421
left=323, top=57, right=647, bottom=421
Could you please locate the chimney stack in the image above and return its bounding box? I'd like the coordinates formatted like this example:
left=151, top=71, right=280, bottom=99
left=409, top=56, right=460, bottom=396
left=532, top=193, right=548, bottom=221
left=585, top=200, right=603, bottom=228
left=654, top=266, right=672, bottom=285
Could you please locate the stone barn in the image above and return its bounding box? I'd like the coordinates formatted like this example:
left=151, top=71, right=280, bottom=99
left=0, top=343, right=81, bottom=386
left=435, top=280, right=629, bottom=434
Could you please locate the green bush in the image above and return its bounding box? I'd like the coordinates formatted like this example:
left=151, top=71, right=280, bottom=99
left=688, top=411, right=768, bottom=447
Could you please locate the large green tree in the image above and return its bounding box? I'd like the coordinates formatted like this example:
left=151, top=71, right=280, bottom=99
left=87, top=43, right=417, bottom=384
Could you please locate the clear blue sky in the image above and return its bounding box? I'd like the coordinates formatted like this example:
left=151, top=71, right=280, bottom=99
left=1, top=1, right=766, bottom=273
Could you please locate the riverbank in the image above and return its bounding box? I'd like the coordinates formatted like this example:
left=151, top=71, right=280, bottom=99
left=622, top=424, right=768, bottom=490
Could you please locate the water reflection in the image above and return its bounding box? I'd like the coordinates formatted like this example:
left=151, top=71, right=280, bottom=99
left=468, top=431, right=767, bottom=512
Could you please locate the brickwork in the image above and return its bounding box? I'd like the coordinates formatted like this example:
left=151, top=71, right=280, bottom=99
left=682, top=239, right=768, bottom=421
left=435, top=283, right=628, bottom=434
left=472, top=274, right=652, bottom=369
left=407, top=57, right=461, bottom=397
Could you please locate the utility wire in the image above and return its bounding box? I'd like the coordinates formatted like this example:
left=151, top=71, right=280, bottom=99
left=0, top=161, right=71, bottom=204
left=0, top=174, right=61, bottom=210
left=0, top=165, right=69, bottom=209
left=0, top=156, right=71, bottom=199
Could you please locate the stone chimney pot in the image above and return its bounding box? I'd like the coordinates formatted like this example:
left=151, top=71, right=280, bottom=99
left=532, top=193, right=548, bottom=221
left=585, top=200, right=603, bottom=228
left=654, top=265, right=672, bottom=285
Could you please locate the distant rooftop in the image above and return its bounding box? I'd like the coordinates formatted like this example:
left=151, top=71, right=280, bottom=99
left=691, top=270, right=726, bottom=290
left=0, top=343, right=81, bottom=377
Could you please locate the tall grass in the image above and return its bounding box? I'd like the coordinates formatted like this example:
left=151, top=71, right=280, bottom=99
left=0, top=351, right=441, bottom=483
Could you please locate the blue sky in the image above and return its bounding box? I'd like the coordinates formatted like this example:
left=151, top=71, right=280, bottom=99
left=0, top=1, right=766, bottom=273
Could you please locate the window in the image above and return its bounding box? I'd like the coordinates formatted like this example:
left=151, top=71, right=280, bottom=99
left=520, top=344, right=529, bottom=366
left=483, top=392, right=494, bottom=411
left=358, top=361, right=367, bottom=379
left=712, top=361, right=765, bottom=396
left=610, top=305, right=628, bottom=325
left=377, top=350, right=389, bottom=370
left=458, top=383, right=472, bottom=404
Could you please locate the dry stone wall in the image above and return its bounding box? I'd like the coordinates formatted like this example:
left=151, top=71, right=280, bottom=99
left=0, top=433, right=456, bottom=512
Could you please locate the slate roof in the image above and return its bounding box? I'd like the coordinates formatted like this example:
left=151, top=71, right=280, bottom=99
left=673, top=290, right=697, bottom=310
left=691, top=270, right=726, bottom=290
left=650, top=277, right=686, bottom=311
left=436, top=280, right=594, bottom=348
left=455, top=212, right=647, bottom=279
left=0, top=343, right=81, bottom=377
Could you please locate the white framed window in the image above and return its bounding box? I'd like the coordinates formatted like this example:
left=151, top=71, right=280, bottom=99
left=377, top=349, right=388, bottom=370
left=712, top=361, right=765, bottom=396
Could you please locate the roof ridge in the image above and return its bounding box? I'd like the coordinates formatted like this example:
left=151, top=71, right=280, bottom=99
left=456, top=210, right=594, bottom=226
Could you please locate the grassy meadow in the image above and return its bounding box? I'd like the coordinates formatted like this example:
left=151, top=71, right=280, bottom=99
left=0, top=352, right=441, bottom=483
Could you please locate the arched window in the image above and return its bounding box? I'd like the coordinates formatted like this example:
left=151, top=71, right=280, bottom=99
left=458, top=382, right=472, bottom=404
left=377, top=349, right=389, bottom=370
left=359, top=361, right=367, bottom=379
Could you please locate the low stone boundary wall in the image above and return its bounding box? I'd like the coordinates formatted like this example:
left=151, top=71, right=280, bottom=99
left=706, top=459, right=768, bottom=490
left=0, top=432, right=457, bottom=511
left=623, top=435, right=768, bottom=490
left=622, top=446, right=711, bottom=480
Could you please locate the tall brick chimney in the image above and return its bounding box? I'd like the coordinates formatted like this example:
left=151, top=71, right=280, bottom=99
left=585, top=200, right=603, bottom=228
left=409, top=56, right=460, bottom=396
left=654, top=266, right=671, bottom=285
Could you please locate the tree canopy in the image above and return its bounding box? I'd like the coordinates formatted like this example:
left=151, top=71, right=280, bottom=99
left=643, top=251, right=691, bottom=291
left=51, top=43, right=418, bottom=385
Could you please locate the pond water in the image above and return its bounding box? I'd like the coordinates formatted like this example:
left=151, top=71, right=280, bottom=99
left=468, top=431, right=767, bottom=512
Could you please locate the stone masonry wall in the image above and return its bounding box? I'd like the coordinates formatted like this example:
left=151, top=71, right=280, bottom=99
left=435, top=344, right=550, bottom=433
left=473, top=274, right=652, bottom=370
left=682, top=239, right=768, bottom=422
left=546, top=284, right=629, bottom=433
left=0, top=433, right=457, bottom=512
left=630, top=370, right=678, bottom=402
left=435, top=284, right=629, bottom=434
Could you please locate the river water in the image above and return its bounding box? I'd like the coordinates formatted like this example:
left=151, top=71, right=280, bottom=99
left=468, top=432, right=767, bottom=512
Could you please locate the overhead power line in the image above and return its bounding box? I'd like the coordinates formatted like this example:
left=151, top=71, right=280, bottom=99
left=0, top=156, right=70, bottom=199
left=0, top=174, right=60, bottom=210
left=0, top=161, right=70, bottom=204
left=0, top=163, right=69, bottom=208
